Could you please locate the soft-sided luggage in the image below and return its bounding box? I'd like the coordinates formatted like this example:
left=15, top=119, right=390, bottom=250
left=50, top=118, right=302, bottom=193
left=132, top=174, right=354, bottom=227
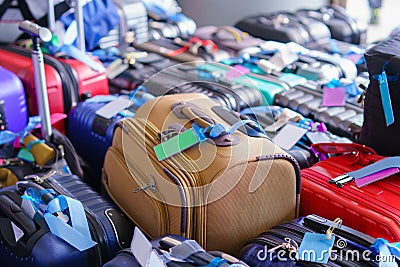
left=240, top=214, right=379, bottom=266
left=0, top=45, right=109, bottom=117
left=235, top=12, right=331, bottom=46
left=360, top=33, right=400, bottom=156
left=194, top=25, right=265, bottom=54
left=0, top=173, right=133, bottom=267
left=102, top=93, right=300, bottom=255
left=300, top=143, right=400, bottom=242
left=68, top=91, right=155, bottom=186
left=296, top=5, right=367, bottom=45
left=0, top=66, right=28, bottom=133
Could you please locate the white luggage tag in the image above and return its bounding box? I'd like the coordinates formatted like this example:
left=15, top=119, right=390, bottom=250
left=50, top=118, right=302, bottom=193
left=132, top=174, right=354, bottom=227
left=273, top=124, right=308, bottom=150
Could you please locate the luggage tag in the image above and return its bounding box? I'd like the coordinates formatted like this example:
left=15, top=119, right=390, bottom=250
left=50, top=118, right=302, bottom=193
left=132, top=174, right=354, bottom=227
left=225, top=65, right=250, bottom=80
left=297, top=218, right=341, bottom=264
left=321, top=86, right=346, bottom=107
left=273, top=123, right=308, bottom=150
left=154, top=124, right=207, bottom=161
left=373, top=66, right=397, bottom=126
left=329, top=157, right=400, bottom=188
left=95, top=96, right=133, bottom=119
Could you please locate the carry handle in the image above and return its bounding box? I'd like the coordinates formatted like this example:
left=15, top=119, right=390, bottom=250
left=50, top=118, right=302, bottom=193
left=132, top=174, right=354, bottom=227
left=211, top=26, right=247, bottom=43
left=172, top=102, right=215, bottom=128
left=311, top=143, right=377, bottom=157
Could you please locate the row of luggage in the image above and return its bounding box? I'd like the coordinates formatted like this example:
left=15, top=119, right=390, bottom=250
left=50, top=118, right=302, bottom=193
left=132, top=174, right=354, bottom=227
left=0, top=1, right=400, bottom=266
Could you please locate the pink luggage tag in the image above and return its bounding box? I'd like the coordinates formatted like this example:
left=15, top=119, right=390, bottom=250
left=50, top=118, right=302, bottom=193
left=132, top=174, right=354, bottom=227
left=321, top=86, right=346, bottom=107
left=225, top=65, right=250, bottom=80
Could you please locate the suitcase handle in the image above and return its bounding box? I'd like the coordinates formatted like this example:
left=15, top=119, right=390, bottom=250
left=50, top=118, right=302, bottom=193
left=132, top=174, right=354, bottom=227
left=311, top=142, right=376, bottom=156
left=211, top=26, right=247, bottom=43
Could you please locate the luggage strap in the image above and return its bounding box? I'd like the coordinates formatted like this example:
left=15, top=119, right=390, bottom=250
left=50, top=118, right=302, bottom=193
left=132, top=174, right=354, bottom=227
left=372, top=62, right=400, bottom=126
left=21, top=187, right=97, bottom=251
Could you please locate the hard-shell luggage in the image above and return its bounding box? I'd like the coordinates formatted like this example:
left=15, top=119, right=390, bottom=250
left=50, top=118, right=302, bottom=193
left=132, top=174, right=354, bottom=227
left=305, top=38, right=367, bottom=73
left=235, top=12, right=331, bottom=46
left=67, top=91, right=155, bottom=186
left=108, top=52, right=178, bottom=94
left=141, top=64, right=264, bottom=112
left=300, top=143, right=400, bottom=242
left=360, top=33, right=400, bottom=156
left=102, top=93, right=301, bottom=255
left=99, top=0, right=149, bottom=50
left=0, top=173, right=134, bottom=267
left=296, top=5, right=367, bottom=45
left=197, top=62, right=291, bottom=105
left=273, top=82, right=364, bottom=141
left=0, top=66, right=28, bottom=133
left=240, top=214, right=380, bottom=266
left=0, top=45, right=109, bottom=117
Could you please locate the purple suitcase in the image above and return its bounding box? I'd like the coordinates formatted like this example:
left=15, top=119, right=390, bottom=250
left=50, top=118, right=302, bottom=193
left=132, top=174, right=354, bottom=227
left=0, top=66, right=28, bottom=132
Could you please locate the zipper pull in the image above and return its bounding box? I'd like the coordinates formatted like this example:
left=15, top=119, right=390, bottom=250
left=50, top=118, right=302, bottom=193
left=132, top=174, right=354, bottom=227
left=25, top=169, right=56, bottom=184
left=133, top=176, right=157, bottom=193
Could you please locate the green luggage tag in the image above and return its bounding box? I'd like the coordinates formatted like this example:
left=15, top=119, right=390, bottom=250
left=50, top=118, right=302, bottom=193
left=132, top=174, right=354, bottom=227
left=154, top=125, right=207, bottom=161
left=17, top=148, right=35, bottom=163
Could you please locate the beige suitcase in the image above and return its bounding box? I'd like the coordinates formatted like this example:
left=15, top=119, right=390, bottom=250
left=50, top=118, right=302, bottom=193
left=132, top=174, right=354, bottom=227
left=102, top=93, right=300, bottom=255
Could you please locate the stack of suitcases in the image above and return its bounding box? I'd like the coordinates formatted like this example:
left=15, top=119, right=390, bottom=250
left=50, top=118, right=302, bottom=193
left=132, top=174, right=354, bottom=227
left=0, top=0, right=399, bottom=266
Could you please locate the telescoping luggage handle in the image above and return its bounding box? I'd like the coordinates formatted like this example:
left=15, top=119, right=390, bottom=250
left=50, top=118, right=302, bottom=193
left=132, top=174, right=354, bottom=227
left=18, top=21, right=53, bottom=142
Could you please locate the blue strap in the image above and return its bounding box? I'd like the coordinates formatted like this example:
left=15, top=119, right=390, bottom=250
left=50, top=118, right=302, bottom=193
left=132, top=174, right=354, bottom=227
left=203, top=119, right=267, bottom=139
left=26, top=139, right=45, bottom=152
left=370, top=238, right=400, bottom=267
left=85, top=95, right=118, bottom=103
left=60, top=45, right=105, bottom=72
left=0, top=116, right=42, bottom=146
left=372, top=62, right=400, bottom=126
left=347, top=157, right=400, bottom=179
left=44, top=195, right=97, bottom=251
left=329, top=39, right=340, bottom=54
left=201, top=257, right=227, bottom=267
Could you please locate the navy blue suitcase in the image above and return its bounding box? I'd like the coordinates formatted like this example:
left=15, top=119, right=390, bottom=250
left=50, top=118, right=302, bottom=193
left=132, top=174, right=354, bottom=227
left=67, top=92, right=154, bottom=186
left=103, top=234, right=247, bottom=267
left=0, top=173, right=134, bottom=267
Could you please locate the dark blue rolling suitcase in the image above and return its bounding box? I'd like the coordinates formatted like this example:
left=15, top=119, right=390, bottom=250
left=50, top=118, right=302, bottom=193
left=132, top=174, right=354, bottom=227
left=67, top=92, right=154, bottom=185
left=0, top=173, right=134, bottom=267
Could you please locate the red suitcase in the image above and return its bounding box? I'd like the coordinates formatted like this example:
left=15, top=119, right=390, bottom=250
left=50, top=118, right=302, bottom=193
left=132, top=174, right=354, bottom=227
left=0, top=45, right=109, bottom=117
left=300, top=143, right=400, bottom=242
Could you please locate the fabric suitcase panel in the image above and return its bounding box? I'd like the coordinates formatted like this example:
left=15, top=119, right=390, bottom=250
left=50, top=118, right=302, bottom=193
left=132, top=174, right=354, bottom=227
left=300, top=152, right=400, bottom=242
left=103, top=93, right=300, bottom=255
left=0, top=66, right=28, bottom=132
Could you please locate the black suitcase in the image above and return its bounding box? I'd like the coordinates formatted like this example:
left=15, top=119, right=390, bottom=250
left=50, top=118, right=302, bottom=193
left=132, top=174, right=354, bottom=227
left=0, top=174, right=133, bottom=267
left=235, top=12, right=331, bottom=46
left=296, top=5, right=367, bottom=45
left=142, top=64, right=264, bottom=112
left=108, top=52, right=178, bottom=94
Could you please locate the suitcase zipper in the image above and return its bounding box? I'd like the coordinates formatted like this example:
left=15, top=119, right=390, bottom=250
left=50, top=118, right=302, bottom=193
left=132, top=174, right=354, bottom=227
left=107, top=146, right=169, bottom=236
left=0, top=45, right=79, bottom=114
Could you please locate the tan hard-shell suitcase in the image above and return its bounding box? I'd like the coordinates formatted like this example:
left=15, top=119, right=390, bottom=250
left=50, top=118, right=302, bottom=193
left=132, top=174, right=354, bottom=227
left=102, top=93, right=300, bottom=255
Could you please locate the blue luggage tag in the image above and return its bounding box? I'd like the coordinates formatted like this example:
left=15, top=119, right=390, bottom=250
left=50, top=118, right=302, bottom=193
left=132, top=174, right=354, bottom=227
left=297, top=218, right=341, bottom=264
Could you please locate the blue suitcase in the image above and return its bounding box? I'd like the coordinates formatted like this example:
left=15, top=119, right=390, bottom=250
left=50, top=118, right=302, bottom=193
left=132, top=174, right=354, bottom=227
left=67, top=92, right=154, bottom=186
left=0, top=173, right=134, bottom=267
left=0, top=66, right=28, bottom=133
